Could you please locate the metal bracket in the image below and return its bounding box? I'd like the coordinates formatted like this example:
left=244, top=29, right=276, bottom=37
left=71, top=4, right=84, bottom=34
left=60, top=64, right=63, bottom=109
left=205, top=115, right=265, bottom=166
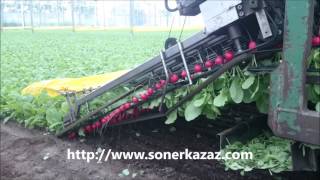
left=177, top=41, right=193, bottom=85
left=64, top=92, right=77, bottom=126
left=197, top=50, right=204, bottom=63
left=159, top=50, right=170, bottom=112
left=255, top=9, right=272, bottom=39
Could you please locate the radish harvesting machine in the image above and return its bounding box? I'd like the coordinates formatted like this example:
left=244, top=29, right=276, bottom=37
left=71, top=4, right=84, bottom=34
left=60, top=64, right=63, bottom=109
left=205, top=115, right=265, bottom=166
left=58, top=0, right=320, bottom=171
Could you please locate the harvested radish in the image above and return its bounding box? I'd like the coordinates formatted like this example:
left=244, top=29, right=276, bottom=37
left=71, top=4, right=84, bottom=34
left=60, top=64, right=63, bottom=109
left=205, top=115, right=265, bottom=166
left=170, top=74, right=179, bottom=83
left=155, top=83, right=162, bottom=90
left=147, top=88, right=154, bottom=96
left=85, top=125, right=92, bottom=133
left=181, top=70, right=187, bottom=79
left=101, top=118, right=108, bottom=124
left=91, top=123, right=97, bottom=129
left=68, top=132, right=76, bottom=140
left=205, top=60, right=214, bottom=68
left=160, top=79, right=166, bottom=86
left=115, top=108, right=121, bottom=114
left=124, top=102, right=131, bottom=109
left=120, top=105, right=126, bottom=112
left=132, top=96, right=139, bottom=103
left=248, top=41, right=257, bottom=50
left=140, top=93, right=148, bottom=101
left=215, top=56, right=223, bottom=65
left=194, top=64, right=202, bottom=73
left=95, top=121, right=101, bottom=129
left=224, top=51, right=234, bottom=61
left=312, top=36, right=320, bottom=46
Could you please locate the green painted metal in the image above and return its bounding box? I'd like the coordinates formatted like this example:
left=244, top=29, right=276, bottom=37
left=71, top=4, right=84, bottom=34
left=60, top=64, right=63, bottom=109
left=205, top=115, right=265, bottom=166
left=268, top=0, right=320, bottom=145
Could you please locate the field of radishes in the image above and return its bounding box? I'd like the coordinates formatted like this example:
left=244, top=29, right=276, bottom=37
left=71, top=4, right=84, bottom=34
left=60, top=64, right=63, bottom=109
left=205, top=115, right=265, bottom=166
left=1, top=30, right=320, bottom=175
left=0, top=30, right=193, bottom=130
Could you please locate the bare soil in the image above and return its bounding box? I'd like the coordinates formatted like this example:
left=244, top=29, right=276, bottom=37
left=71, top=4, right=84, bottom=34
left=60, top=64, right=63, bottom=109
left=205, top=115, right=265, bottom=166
left=1, top=106, right=319, bottom=180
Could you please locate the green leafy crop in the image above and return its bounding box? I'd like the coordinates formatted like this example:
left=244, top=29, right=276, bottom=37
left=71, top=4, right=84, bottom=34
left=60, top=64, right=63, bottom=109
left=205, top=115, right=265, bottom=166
left=0, top=30, right=193, bottom=130
left=221, top=132, right=292, bottom=175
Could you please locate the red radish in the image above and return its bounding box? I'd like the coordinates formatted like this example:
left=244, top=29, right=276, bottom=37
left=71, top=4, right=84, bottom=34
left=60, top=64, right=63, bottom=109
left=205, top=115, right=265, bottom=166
left=91, top=123, right=97, bottom=129
left=120, top=105, right=126, bottom=112
left=160, top=79, right=166, bottom=85
left=132, top=96, right=139, bottom=103
left=140, top=93, right=148, bottom=101
left=85, top=125, right=92, bottom=133
left=181, top=70, right=187, bottom=79
left=160, top=79, right=166, bottom=86
left=155, top=83, right=162, bottom=90
left=205, top=60, right=214, bottom=68
left=312, top=36, right=320, bottom=46
left=101, top=118, right=108, bottom=124
left=194, top=64, right=202, bottom=73
left=95, top=121, right=101, bottom=129
left=170, top=74, right=179, bottom=83
left=215, top=56, right=223, bottom=65
left=147, top=88, right=154, bottom=96
left=224, top=51, right=234, bottom=61
left=124, top=102, right=131, bottom=109
left=115, top=108, right=121, bottom=114
left=248, top=41, right=257, bottom=50
left=68, top=132, right=76, bottom=140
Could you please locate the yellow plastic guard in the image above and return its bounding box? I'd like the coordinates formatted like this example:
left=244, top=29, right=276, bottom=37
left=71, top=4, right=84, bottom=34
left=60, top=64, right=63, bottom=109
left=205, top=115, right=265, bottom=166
left=21, top=70, right=128, bottom=97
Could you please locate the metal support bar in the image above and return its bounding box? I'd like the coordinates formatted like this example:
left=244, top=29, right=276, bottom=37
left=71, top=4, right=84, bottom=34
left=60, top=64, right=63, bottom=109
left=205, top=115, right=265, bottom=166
left=159, top=50, right=169, bottom=112
left=255, top=9, right=272, bottom=39
left=197, top=50, right=204, bottom=63
left=178, top=41, right=193, bottom=85
left=65, top=93, right=76, bottom=124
